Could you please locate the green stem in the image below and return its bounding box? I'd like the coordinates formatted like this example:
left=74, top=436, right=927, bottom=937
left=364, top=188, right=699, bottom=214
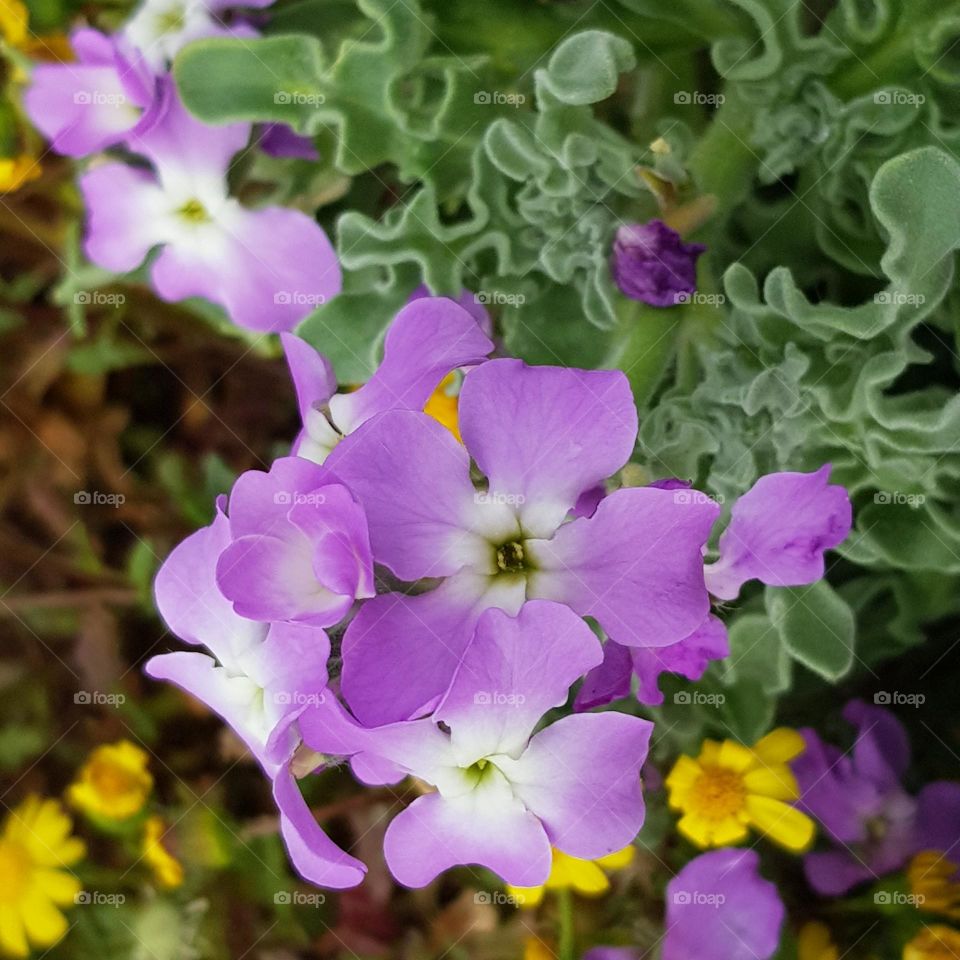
left=557, top=888, right=576, bottom=960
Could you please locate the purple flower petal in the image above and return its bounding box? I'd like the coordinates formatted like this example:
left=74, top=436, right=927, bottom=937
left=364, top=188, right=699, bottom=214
left=528, top=486, right=717, bottom=648
left=914, top=781, right=960, bottom=854
left=280, top=332, right=337, bottom=426
left=498, top=712, right=652, bottom=859
left=408, top=283, right=493, bottom=337
left=631, top=615, right=729, bottom=706
left=329, top=297, right=493, bottom=433
left=340, top=572, right=525, bottom=726
left=273, top=766, right=367, bottom=889
left=573, top=641, right=633, bottom=712
left=611, top=220, right=705, bottom=307
left=383, top=786, right=552, bottom=888
left=843, top=699, right=911, bottom=788
left=435, top=601, right=602, bottom=763
left=326, top=411, right=509, bottom=581
left=458, top=360, right=638, bottom=538
left=259, top=123, right=319, bottom=160
left=663, top=849, right=784, bottom=960
left=704, top=466, right=852, bottom=600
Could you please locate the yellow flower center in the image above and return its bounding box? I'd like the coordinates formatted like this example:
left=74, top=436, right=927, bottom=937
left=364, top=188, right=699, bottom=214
left=178, top=198, right=210, bottom=224
left=909, top=851, right=960, bottom=920
left=88, top=757, right=141, bottom=802
left=423, top=372, right=461, bottom=440
left=904, top=925, right=960, bottom=960
left=495, top=540, right=526, bottom=574
left=0, top=838, right=31, bottom=903
left=687, top=766, right=746, bottom=820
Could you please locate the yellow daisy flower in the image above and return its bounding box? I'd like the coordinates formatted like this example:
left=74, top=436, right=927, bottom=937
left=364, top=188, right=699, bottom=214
left=798, top=922, right=840, bottom=960
left=0, top=0, right=28, bottom=48
left=910, top=851, right=960, bottom=920
left=142, top=817, right=184, bottom=889
left=903, top=925, right=960, bottom=960
left=522, top=937, right=554, bottom=960
left=0, top=153, right=40, bottom=193
left=67, top=740, right=154, bottom=821
left=423, top=372, right=462, bottom=441
left=507, top=845, right=634, bottom=908
left=0, top=796, right=85, bottom=958
left=665, top=728, right=815, bottom=852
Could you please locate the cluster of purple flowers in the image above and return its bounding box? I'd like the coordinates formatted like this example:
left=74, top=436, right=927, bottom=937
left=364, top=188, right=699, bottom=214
left=25, top=0, right=338, bottom=332
left=145, top=293, right=853, bottom=891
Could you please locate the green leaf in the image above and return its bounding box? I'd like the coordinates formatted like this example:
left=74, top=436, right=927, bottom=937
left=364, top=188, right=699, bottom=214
left=534, top=30, right=635, bottom=105
left=766, top=582, right=856, bottom=681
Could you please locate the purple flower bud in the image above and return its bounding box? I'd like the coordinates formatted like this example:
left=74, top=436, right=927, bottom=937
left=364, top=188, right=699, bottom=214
left=611, top=219, right=706, bottom=307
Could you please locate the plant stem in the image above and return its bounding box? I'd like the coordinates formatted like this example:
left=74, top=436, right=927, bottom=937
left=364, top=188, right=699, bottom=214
left=557, top=888, right=576, bottom=960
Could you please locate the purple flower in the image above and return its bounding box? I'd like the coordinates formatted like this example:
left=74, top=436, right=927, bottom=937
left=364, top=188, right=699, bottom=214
left=300, top=601, right=652, bottom=888
left=24, top=29, right=158, bottom=158
left=322, top=358, right=720, bottom=725
left=793, top=700, right=960, bottom=896
left=211, top=457, right=374, bottom=626
left=79, top=83, right=341, bottom=332
left=146, top=501, right=366, bottom=888
left=704, top=466, right=852, bottom=600
left=121, top=0, right=265, bottom=72
left=282, top=295, right=494, bottom=463
left=611, top=220, right=705, bottom=307
left=575, top=467, right=850, bottom=709
left=663, top=848, right=784, bottom=960
left=259, top=123, right=320, bottom=161
left=582, top=951, right=637, bottom=960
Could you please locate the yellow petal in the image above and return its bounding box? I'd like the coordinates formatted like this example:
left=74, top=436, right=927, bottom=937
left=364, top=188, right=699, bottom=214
left=19, top=890, right=68, bottom=949
left=797, top=921, right=839, bottom=960
left=752, top=728, right=806, bottom=765
left=744, top=795, right=815, bottom=852
left=560, top=860, right=609, bottom=897
left=709, top=816, right=749, bottom=847
left=743, top=764, right=799, bottom=802
left=677, top=813, right=715, bottom=849
left=507, top=884, right=544, bottom=908
left=697, top=740, right=722, bottom=765
left=0, top=905, right=29, bottom=958
left=717, top=740, right=756, bottom=773
left=34, top=869, right=82, bottom=907
left=666, top=756, right=702, bottom=793
left=594, top=845, right=635, bottom=871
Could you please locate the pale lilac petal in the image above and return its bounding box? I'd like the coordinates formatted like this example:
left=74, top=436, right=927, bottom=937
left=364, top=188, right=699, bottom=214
left=664, top=849, right=784, bottom=960
left=573, top=641, right=633, bottom=712
left=80, top=163, right=165, bottom=272
left=328, top=297, right=493, bottom=433
left=383, top=782, right=551, bottom=888
left=528, top=486, right=717, bottom=648
left=408, top=284, right=493, bottom=337
left=150, top=203, right=341, bottom=333
left=499, top=712, right=652, bottom=859
left=458, top=360, right=638, bottom=538
left=145, top=651, right=271, bottom=765
left=126, top=79, right=249, bottom=180
left=340, top=572, right=525, bottom=726
left=704, top=466, right=852, bottom=600
left=435, top=601, right=602, bottom=764
left=227, top=457, right=331, bottom=539
left=280, top=333, right=336, bottom=424
left=631, top=615, right=729, bottom=706
left=325, top=411, right=509, bottom=581
left=272, top=766, right=367, bottom=889
left=153, top=504, right=263, bottom=662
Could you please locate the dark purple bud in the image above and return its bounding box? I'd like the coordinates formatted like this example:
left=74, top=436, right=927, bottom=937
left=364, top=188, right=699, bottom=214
left=611, top=219, right=706, bottom=307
